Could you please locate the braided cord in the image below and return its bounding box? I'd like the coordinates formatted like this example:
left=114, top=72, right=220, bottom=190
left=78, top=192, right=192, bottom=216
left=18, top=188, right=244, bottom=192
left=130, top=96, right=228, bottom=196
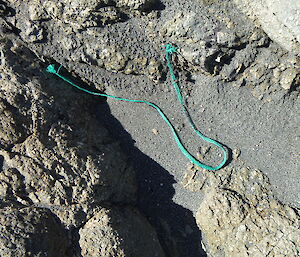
left=46, top=44, right=227, bottom=171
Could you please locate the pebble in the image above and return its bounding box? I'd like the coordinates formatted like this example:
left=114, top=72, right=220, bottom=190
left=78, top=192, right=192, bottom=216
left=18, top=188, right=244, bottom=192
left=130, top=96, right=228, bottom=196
left=152, top=128, right=159, bottom=135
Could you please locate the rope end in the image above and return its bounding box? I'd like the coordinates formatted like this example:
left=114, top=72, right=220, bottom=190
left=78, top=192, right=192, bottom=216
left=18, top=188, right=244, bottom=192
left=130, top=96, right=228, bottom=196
left=163, top=44, right=177, bottom=54
left=46, top=64, right=57, bottom=74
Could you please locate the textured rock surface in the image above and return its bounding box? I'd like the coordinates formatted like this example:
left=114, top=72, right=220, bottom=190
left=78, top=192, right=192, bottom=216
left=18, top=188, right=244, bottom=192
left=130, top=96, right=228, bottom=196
left=0, top=0, right=299, bottom=256
left=234, top=0, right=300, bottom=55
left=0, top=206, right=68, bottom=257
left=0, top=41, right=137, bottom=226
left=3, top=0, right=163, bottom=81
left=185, top=166, right=300, bottom=257
left=79, top=207, right=165, bottom=257
left=0, top=38, right=165, bottom=256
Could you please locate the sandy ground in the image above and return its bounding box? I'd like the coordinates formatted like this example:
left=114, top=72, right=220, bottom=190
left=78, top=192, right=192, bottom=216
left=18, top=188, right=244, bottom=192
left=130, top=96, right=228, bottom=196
left=0, top=0, right=298, bottom=256
left=97, top=66, right=300, bottom=210
left=93, top=62, right=299, bottom=256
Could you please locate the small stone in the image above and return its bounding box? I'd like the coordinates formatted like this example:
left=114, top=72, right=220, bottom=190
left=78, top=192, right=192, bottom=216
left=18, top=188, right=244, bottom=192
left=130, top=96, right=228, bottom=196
left=147, top=59, right=162, bottom=82
left=273, top=68, right=281, bottom=79
left=200, top=146, right=211, bottom=155
left=216, top=31, right=238, bottom=47
left=196, top=152, right=204, bottom=161
left=232, top=148, right=241, bottom=160
left=152, top=128, right=159, bottom=135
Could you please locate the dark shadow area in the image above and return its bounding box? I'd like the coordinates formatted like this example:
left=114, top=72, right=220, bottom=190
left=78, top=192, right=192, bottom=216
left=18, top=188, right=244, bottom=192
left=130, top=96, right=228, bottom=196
left=147, top=0, right=166, bottom=12
left=96, top=103, right=207, bottom=257
left=68, top=228, right=82, bottom=257
left=2, top=37, right=206, bottom=256
left=0, top=155, right=4, bottom=171
left=0, top=0, right=16, bottom=17
left=1, top=39, right=42, bottom=84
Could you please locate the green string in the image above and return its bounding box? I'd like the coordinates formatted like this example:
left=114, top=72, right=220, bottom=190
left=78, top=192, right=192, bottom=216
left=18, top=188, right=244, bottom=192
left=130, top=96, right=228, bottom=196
left=46, top=44, right=227, bottom=171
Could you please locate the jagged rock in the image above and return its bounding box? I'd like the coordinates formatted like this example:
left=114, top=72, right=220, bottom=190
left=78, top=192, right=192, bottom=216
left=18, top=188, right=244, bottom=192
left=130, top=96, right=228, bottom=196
left=115, top=0, right=157, bottom=11
left=46, top=0, right=123, bottom=29
left=0, top=206, right=69, bottom=257
left=280, top=68, right=300, bottom=90
left=194, top=167, right=300, bottom=257
left=79, top=207, right=166, bottom=257
left=241, top=47, right=300, bottom=101
left=159, top=5, right=267, bottom=78
left=3, top=0, right=163, bottom=81
left=0, top=100, right=29, bottom=147
left=0, top=0, right=299, bottom=256
left=0, top=37, right=166, bottom=256
left=0, top=40, right=137, bottom=228
left=233, top=0, right=300, bottom=55
left=19, top=20, right=44, bottom=43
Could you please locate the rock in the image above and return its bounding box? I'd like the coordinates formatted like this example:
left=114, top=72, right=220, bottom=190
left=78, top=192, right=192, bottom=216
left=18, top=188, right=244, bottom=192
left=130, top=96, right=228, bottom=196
left=159, top=4, right=269, bottom=81
left=216, top=31, right=238, bottom=46
left=3, top=0, right=163, bottom=81
left=232, top=148, right=241, bottom=160
left=147, top=58, right=162, bottom=82
left=196, top=167, right=300, bottom=257
left=0, top=37, right=166, bottom=256
left=240, top=45, right=300, bottom=101
left=0, top=40, right=137, bottom=227
left=280, top=68, right=300, bottom=90
left=115, top=0, right=158, bottom=11
left=182, top=167, right=206, bottom=192
left=28, top=1, right=48, bottom=21
left=19, top=20, right=44, bottom=43
left=79, top=207, right=166, bottom=257
left=57, top=0, right=123, bottom=29
left=0, top=100, right=29, bottom=148
left=0, top=206, right=68, bottom=257
left=152, top=128, right=159, bottom=135
left=13, top=0, right=158, bottom=32
left=233, top=0, right=300, bottom=55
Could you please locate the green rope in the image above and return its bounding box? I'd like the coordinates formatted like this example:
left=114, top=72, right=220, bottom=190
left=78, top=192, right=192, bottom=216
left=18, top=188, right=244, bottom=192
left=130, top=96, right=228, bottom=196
left=46, top=44, right=227, bottom=171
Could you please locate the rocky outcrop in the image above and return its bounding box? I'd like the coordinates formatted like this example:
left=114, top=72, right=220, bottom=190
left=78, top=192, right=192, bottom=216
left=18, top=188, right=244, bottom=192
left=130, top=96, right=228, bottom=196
left=2, top=0, right=299, bottom=100
left=0, top=0, right=299, bottom=256
left=79, top=207, right=165, bottom=257
left=0, top=38, right=165, bottom=256
left=233, top=0, right=300, bottom=55
left=0, top=206, right=68, bottom=257
left=2, top=0, right=163, bottom=82
left=183, top=165, right=300, bottom=257
left=0, top=39, right=137, bottom=223
left=158, top=2, right=300, bottom=100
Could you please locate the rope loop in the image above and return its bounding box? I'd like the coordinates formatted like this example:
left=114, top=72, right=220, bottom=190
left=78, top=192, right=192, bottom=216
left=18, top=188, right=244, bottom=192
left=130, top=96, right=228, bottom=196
left=46, top=43, right=228, bottom=171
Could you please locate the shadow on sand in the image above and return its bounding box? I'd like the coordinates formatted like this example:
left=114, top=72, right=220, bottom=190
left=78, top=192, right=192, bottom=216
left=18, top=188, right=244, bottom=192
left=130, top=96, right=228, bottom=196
left=3, top=37, right=207, bottom=256
left=96, top=102, right=207, bottom=257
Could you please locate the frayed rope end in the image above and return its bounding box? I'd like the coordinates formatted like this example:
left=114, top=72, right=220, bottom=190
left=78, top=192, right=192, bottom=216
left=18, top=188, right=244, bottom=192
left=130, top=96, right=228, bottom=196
left=46, top=64, right=57, bottom=74
left=163, top=44, right=177, bottom=54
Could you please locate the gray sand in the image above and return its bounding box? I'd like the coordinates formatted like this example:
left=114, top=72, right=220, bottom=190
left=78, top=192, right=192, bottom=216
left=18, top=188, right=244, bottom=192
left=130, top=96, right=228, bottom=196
left=99, top=70, right=299, bottom=215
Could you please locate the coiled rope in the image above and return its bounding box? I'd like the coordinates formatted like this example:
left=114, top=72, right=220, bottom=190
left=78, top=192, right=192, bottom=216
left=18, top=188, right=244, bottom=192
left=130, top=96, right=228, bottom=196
left=46, top=44, right=227, bottom=171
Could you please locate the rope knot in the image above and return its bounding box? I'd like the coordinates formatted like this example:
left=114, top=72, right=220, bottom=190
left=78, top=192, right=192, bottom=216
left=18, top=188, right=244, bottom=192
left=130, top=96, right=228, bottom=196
left=46, top=64, right=57, bottom=74
left=163, top=44, right=177, bottom=54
